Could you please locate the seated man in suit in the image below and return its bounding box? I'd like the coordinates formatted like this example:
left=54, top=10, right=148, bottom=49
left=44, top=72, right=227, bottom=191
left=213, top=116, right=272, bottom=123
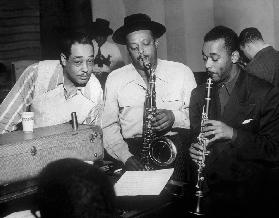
left=0, top=32, right=103, bottom=134
left=189, top=26, right=279, bottom=216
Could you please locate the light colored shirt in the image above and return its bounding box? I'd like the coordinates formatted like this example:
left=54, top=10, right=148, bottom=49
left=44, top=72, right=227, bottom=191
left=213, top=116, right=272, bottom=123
left=92, top=40, right=125, bottom=74
left=102, top=59, right=197, bottom=163
left=4, top=210, right=38, bottom=218
left=0, top=60, right=103, bottom=134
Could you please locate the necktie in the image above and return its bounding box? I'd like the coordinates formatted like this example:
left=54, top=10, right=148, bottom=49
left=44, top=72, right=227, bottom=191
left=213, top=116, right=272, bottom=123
left=218, top=84, right=230, bottom=116
left=210, top=85, right=221, bottom=120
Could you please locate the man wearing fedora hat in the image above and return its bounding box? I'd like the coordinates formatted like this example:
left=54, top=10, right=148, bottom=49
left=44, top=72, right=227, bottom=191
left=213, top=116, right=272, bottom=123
left=88, top=18, right=125, bottom=90
left=102, top=13, right=196, bottom=182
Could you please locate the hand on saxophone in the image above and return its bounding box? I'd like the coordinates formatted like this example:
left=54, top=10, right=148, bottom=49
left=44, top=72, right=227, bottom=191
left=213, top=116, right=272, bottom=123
left=202, top=120, right=234, bottom=143
left=151, top=109, right=175, bottom=132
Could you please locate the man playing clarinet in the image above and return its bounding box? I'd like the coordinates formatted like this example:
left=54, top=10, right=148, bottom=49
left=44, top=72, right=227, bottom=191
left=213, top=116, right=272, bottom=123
left=189, top=26, right=279, bottom=217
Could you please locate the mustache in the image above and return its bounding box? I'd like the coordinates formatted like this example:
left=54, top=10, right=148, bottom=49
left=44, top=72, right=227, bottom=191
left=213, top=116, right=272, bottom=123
left=206, top=70, right=215, bottom=76
left=137, top=54, right=150, bottom=62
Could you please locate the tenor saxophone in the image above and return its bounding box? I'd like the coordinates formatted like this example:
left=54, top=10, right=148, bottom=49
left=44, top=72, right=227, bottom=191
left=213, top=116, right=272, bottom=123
left=189, top=77, right=213, bottom=215
left=138, top=51, right=177, bottom=170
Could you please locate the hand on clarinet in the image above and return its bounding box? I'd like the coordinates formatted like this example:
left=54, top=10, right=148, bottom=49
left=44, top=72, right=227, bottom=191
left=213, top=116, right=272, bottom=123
left=202, top=120, right=234, bottom=143
left=189, top=142, right=210, bottom=164
left=151, top=109, right=175, bottom=132
left=124, top=156, right=147, bottom=171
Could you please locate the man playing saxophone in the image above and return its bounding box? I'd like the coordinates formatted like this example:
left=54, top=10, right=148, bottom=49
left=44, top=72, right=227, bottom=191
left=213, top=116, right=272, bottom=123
left=102, top=13, right=196, bottom=182
left=189, top=26, right=279, bottom=217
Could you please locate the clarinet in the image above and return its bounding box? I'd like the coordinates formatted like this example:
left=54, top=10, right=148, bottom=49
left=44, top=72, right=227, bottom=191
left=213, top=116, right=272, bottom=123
left=190, top=77, right=213, bottom=215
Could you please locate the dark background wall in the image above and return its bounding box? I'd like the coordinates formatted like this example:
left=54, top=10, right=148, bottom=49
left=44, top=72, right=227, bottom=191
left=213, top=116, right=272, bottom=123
left=40, top=0, right=92, bottom=59
left=0, top=0, right=41, bottom=66
left=0, top=0, right=92, bottom=66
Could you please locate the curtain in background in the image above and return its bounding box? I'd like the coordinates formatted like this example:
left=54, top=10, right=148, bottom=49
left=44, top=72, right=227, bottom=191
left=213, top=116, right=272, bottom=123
left=0, top=0, right=92, bottom=71
left=0, top=0, right=41, bottom=65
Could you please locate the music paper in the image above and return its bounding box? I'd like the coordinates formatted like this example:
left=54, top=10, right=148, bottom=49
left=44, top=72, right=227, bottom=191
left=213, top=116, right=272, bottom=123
left=114, top=168, right=174, bottom=196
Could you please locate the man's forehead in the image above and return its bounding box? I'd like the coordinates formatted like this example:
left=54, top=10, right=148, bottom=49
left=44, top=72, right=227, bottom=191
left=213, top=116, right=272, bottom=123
left=126, top=30, right=153, bottom=43
left=202, top=39, right=226, bottom=54
left=70, top=43, right=94, bottom=57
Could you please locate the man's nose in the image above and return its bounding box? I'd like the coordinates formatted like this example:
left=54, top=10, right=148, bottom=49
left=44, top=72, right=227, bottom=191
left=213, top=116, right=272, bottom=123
left=205, top=58, right=213, bottom=70
left=137, top=46, right=145, bottom=55
left=81, top=61, right=89, bottom=72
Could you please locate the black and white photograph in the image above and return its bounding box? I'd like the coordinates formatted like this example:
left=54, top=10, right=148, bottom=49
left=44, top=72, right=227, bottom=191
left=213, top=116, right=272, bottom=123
left=1, top=0, right=279, bottom=217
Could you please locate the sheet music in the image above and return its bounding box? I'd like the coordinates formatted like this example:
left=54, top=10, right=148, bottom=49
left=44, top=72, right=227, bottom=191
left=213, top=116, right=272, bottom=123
left=114, top=168, right=174, bottom=196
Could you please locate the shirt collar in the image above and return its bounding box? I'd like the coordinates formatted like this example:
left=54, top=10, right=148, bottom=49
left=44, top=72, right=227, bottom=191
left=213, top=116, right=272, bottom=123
left=217, top=68, right=240, bottom=95
left=47, top=63, right=63, bottom=91
left=123, top=59, right=168, bottom=87
left=47, top=62, right=84, bottom=98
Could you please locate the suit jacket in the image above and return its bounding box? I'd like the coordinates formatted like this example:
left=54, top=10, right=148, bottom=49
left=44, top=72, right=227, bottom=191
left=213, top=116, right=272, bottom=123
left=246, top=46, right=279, bottom=87
left=189, top=69, right=279, bottom=202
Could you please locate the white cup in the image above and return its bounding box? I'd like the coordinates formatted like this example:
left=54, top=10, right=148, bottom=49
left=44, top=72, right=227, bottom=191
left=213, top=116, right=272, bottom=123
left=22, top=112, right=34, bottom=132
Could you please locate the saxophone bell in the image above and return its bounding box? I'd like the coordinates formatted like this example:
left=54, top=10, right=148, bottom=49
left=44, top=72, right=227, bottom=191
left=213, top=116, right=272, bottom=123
left=149, top=136, right=177, bottom=167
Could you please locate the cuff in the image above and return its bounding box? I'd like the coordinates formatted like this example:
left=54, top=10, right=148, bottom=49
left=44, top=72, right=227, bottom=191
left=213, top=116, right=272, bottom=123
left=104, top=141, right=133, bottom=164
left=117, top=150, right=133, bottom=164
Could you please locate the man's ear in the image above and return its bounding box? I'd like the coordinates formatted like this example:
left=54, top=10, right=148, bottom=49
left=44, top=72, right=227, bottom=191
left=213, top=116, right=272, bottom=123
left=231, top=50, right=240, bottom=64
left=60, top=53, right=67, bottom=66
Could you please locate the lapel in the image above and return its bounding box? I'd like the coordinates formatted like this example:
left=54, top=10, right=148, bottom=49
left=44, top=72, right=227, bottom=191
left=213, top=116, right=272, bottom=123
left=207, top=70, right=256, bottom=167
left=222, top=70, right=255, bottom=127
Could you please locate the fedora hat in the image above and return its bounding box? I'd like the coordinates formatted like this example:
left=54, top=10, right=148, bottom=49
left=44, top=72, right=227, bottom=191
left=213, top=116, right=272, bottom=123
left=88, top=18, right=113, bottom=37
left=112, top=13, right=166, bottom=45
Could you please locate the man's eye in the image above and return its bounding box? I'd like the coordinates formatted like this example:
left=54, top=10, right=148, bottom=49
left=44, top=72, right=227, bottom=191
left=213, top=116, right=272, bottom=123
left=143, top=40, right=150, bottom=46
left=212, top=58, right=219, bottom=62
left=87, top=59, right=94, bottom=65
left=74, top=61, right=82, bottom=65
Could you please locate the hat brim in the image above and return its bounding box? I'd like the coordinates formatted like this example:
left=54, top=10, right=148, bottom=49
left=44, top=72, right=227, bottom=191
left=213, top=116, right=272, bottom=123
left=112, top=21, right=166, bottom=45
